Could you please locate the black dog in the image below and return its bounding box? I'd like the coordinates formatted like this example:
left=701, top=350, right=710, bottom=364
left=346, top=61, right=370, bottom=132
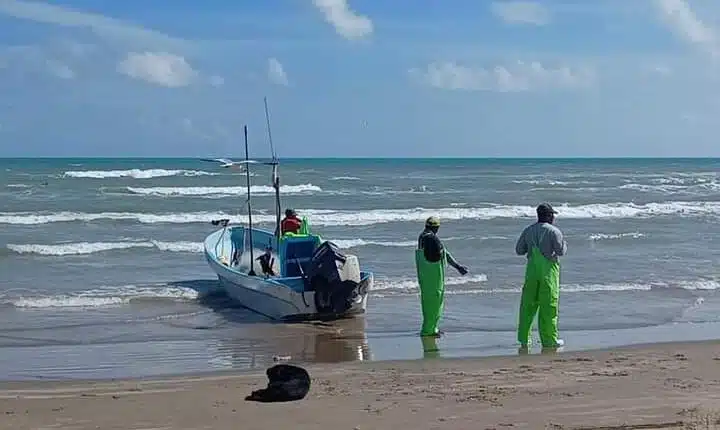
left=245, top=364, right=311, bottom=403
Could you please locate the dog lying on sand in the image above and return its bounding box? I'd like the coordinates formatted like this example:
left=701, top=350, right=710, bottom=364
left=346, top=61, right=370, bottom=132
left=245, top=364, right=311, bottom=403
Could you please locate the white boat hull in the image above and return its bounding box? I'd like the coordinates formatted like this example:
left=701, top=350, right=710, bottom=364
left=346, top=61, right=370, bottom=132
left=203, top=226, right=372, bottom=321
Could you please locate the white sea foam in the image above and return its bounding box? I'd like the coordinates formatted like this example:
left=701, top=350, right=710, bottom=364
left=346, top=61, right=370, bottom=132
left=512, top=179, right=572, bottom=186
left=332, top=236, right=474, bottom=249
left=151, top=241, right=204, bottom=253
left=63, top=169, right=217, bottom=179
left=2, top=201, right=720, bottom=226
left=620, top=183, right=720, bottom=194
left=292, top=202, right=720, bottom=225
left=2, top=284, right=199, bottom=309
left=0, top=211, right=229, bottom=225
left=326, top=187, right=466, bottom=197
left=372, top=278, right=720, bottom=296
left=588, top=232, right=645, bottom=241
left=4, top=278, right=717, bottom=308
left=3, top=277, right=717, bottom=309
left=6, top=236, right=480, bottom=256
left=7, top=240, right=203, bottom=256
left=330, top=176, right=361, bottom=181
left=648, top=174, right=718, bottom=185
left=332, top=239, right=418, bottom=249
left=126, top=184, right=321, bottom=196
left=374, top=274, right=490, bottom=292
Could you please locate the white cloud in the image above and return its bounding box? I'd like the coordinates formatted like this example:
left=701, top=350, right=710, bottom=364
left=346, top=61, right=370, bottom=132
left=409, top=61, right=595, bottom=92
left=490, top=1, right=551, bottom=26
left=60, top=40, right=96, bottom=58
left=267, top=57, right=289, bottom=86
left=45, top=60, right=74, bottom=79
left=208, top=75, right=225, bottom=87
left=0, top=0, right=187, bottom=51
left=0, top=45, right=79, bottom=80
left=681, top=112, right=701, bottom=123
left=311, top=0, right=373, bottom=40
left=117, top=52, right=197, bottom=88
left=654, top=0, right=720, bottom=59
left=652, top=64, right=673, bottom=76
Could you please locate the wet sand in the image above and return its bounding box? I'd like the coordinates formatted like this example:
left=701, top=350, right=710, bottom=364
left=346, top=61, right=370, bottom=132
left=3, top=340, right=720, bottom=429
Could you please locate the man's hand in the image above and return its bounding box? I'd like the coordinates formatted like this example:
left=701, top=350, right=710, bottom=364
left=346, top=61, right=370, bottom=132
left=456, top=265, right=468, bottom=276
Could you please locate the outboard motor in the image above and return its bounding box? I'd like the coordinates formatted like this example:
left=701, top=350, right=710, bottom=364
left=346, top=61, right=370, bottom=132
left=306, top=241, right=364, bottom=315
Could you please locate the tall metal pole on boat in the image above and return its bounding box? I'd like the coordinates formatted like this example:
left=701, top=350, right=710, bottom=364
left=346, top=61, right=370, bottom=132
left=264, top=96, right=282, bottom=243
left=244, top=125, right=256, bottom=277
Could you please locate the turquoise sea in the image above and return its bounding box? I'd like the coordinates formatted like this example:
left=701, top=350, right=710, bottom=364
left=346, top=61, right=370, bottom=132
left=1, top=157, right=720, bottom=380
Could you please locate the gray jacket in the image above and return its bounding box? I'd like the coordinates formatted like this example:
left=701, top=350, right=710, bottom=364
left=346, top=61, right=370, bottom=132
left=515, top=222, right=567, bottom=262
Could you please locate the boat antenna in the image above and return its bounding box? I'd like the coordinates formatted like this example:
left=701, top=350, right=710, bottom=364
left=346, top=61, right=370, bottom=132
left=243, top=125, right=256, bottom=277
left=264, top=96, right=282, bottom=242
left=264, top=96, right=276, bottom=158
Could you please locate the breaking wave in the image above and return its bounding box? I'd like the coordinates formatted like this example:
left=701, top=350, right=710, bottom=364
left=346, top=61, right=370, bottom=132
left=588, top=232, right=645, bottom=241
left=372, top=277, right=720, bottom=296
left=5, top=236, right=482, bottom=256
left=1, top=284, right=200, bottom=309
left=513, top=179, right=571, bottom=186
left=619, top=182, right=720, bottom=195
left=3, top=201, right=720, bottom=226
left=4, top=278, right=718, bottom=307
left=332, top=239, right=417, bottom=249
left=63, top=169, right=216, bottom=179
left=332, top=236, right=479, bottom=249
left=125, top=184, right=321, bottom=196
left=7, top=241, right=203, bottom=256
left=373, top=274, right=490, bottom=294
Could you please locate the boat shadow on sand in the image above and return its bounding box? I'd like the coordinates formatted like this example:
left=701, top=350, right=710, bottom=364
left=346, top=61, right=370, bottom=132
left=167, top=279, right=373, bottom=365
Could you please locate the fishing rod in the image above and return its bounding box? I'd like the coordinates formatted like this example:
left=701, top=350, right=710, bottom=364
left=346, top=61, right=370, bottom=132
left=264, top=96, right=282, bottom=243
left=243, top=125, right=256, bottom=277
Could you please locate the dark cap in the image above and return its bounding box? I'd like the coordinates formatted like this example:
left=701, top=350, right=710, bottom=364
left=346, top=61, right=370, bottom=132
left=536, top=203, right=558, bottom=217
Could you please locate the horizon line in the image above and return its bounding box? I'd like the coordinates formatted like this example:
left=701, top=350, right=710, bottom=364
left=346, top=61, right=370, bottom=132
left=2, top=156, right=720, bottom=160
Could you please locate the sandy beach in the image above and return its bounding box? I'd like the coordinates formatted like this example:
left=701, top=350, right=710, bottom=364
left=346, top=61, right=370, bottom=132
left=2, top=340, right=720, bottom=430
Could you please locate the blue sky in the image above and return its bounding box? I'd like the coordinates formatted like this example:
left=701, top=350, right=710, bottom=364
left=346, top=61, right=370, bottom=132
left=0, top=0, right=719, bottom=157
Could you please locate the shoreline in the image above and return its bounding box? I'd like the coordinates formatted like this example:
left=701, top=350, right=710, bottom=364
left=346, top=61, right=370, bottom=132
left=2, top=337, right=718, bottom=386
left=3, top=317, right=720, bottom=382
left=3, top=339, right=720, bottom=429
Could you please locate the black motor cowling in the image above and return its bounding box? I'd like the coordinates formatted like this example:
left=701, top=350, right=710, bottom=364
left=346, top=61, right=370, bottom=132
left=306, top=241, right=364, bottom=315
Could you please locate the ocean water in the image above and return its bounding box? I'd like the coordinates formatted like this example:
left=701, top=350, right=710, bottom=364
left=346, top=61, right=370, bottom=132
left=1, top=157, right=720, bottom=380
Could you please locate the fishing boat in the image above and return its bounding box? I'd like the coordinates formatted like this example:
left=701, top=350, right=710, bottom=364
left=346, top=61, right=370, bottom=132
left=201, top=99, right=373, bottom=321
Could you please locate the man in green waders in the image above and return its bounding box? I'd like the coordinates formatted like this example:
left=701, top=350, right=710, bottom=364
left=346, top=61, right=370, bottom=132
left=515, top=203, right=567, bottom=350
left=416, top=216, right=468, bottom=337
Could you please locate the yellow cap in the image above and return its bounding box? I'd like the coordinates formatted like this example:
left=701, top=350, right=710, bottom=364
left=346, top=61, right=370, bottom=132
left=425, top=216, right=440, bottom=227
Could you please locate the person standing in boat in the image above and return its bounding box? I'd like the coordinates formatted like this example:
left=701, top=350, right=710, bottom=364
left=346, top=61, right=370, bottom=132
left=415, top=216, right=468, bottom=337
